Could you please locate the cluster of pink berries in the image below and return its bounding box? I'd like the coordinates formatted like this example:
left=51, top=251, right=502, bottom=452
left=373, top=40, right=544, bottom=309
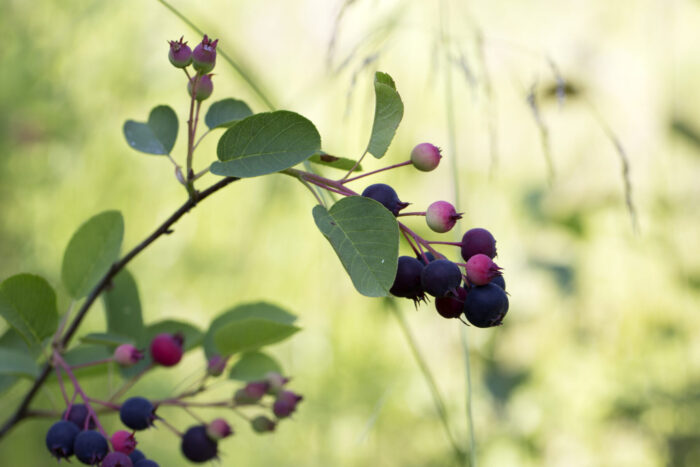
left=168, top=35, right=218, bottom=101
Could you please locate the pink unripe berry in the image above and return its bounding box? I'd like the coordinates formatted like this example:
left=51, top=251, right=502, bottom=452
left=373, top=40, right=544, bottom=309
left=149, top=333, right=183, bottom=367
left=110, top=430, right=137, bottom=455
left=168, top=36, right=192, bottom=68
left=233, top=380, right=269, bottom=405
left=425, top=201, right=463, bottom=233
left=207, top=418, right=233, bottom=440
left=114, top=344, right=143, bottom=367
left=192, top=35, right=218, bottom=73
left=465, top=253, right=502, bottom=286
left=207, top=355, right=228, bottom=377
left=272, top=390, right=303, bottom=418
left=410, top=143, right=442, bottom=172
left=251, top=415, right=276, bottom=433
left=265, top=372, right=289, bottom=395
left=187, top=74, right=214, bottom=102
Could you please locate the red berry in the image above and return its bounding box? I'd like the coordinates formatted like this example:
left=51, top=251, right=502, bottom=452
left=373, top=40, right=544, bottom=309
left=206, top=418, right=232, bottom=440
left=168, top=36, right=192, bottom=69
left=465, top=254, right=502, bottom=286
left=111, top=430, right=137, bottom=455
left=150, top=333, right=183, bottom=367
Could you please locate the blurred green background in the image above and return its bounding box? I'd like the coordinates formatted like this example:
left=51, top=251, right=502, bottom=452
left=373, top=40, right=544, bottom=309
left=1, top=0, right=700, bottom=465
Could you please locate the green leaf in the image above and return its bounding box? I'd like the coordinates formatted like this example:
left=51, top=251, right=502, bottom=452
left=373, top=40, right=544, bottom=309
left=228, top=351, right=281, bottom=382
left=214, top=318, right=300, bottom=356
left=205, top=98, right=253, bottom=129
left=103, top=269, right=144, bottom=343
left=0, top=348, right=39, bottom=378
left=123, top=105, right=178, bottom=155
left=0, top=329, right=41, bottom=393
left=211, top=110, right=321, bottom=178
left=203, top=302, right=298, bottom=359
left=0, top=274, right=58, bottom=345
left=61, top=211, right=124, bottom=299
left=312, top=196, right=399, bottom=297
left=62, top=345, right=112, bottom=379
left=366, top=72, right=404, bottom=159
left=145, top=320, right=202, bottom=352
left=309, top=152, right=362, bottom=172
left=80, top=332, right=134, bottom=347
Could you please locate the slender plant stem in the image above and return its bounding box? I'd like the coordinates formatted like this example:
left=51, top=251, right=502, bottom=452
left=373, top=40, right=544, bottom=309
left=397, top=211, right=426, bottom=217
left=192, top=129, right=211, bottom=151
left=340, top=149, right=368, bottom=181
left=55, top=368, right=69, bottom=406
left=0, top=176, right=240, bottom=440
left=428, top=240, right=462, bottom=246
left=87, top=398, right=121, bottom=411
left=69, top=358, right=115, bottom=370
left=156, top=416, right=183, bottom=437
left=108, top=363, right=154, bottom=402
left=341, top=160, right=412, bottom=184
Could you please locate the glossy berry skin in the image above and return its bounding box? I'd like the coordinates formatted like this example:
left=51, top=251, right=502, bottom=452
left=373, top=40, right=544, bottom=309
left=251, top=415, right=276, bottom=433
left=181, top=425, right=218, bottom=463
left=187, top=74, right=214, bottom=102
left=101, top=451, right=133, bottom=467
left=111, top=430, right=137, bottom=454
left=119, top=397, right=155, bottom=431
left=273, top=390, right=303, bottom=418
left=460, top=228, right=497, bottom=261
left=63, top=403, right=96, bottom=430
left=421, top=259, right=462, bottom=297
left=426, top=201, right=462, bottom=233
left=390, top=256, right=425, bottom=301
left=192, top=35, right=218, bottom=73
left=490, top=274, right=506, bottom=291
left=416, top=251, right=437, bottom=265
left=73, top=430, right=109, bottom=465
left=46, top=420, right=80, bottom=459
left=150, top=333, right=183, bottom=367
left=361, top=183, right=409, bottom=216
left=410, top=143, right=442, bottom=171
left=435, top=287, right=468, bottom=319
left=134, top=460, right=160, bottom=467
left=463, top=283, right=509, bottom=328
left=168, top=37, right=192, bottom=68
left=465, top=253, right=502, bottom=286
left=128, top=450, right=146, bottom=463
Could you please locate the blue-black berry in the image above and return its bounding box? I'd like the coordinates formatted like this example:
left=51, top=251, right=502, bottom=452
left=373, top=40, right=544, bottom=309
left=435, top=287, right=467, bottom=319
left=119, top=397, right=156, bottom=431
left=390, top=256, right=425, bottom=301
left=490, top=274, right=506, bottom=291
left=62, top=403, right=96, bottom=430
left=129, top=449, right=146, bottom=463
left=181, top=425, right=218, bottom=463
left=73, top=430, right=109, bottom=465
left=462, top=283, right=509, bottom=327
left=46, top=420, right=80, bottom=459
left=421, top=259, right=462, bottom=297
left=361, top=183, right=409, bottom=216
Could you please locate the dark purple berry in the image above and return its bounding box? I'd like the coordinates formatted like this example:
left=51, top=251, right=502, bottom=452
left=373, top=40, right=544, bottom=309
left=119, top=397, right=156, bottom=431
left=181, top=425, right=218, bottom=463
left=421, top=259, right=462, bottom=297
left=390, top=256, right=425, bottom=301
left=129, top=450, right=146, bottom=463
left=273, top=390, right=303, bottom=418
left=463, top=283, right=509, bottom=328
left=134, top=460, right=160, bottom=467
left=63, top=403, right=96, bottom=430
left=435, top=287, right=468, bottom=319
left=101, top=451, right=133, bottom=467
left=251, top=415, right=276, bottom=433
left=460, top=228, right=497, bottom=261
left=168, top=36, right=192, bottom=68
left=192, top=35, right=218, bottom=73
left=490, top=274, right=506, bottom=291
left=361, top=183, right=409, bottom=216
left=73, top=430, right=109, bottom=465
left=416, top=251, right=437, bottom=265
left=46, top=420, right=80, bottom=459
left=206, top=354, right=228, bottom=376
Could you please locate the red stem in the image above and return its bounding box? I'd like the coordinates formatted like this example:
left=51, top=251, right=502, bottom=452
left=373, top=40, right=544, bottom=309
left=341, top=160, right=412, bottom=184
left=69, top=358, right=114, bottom=370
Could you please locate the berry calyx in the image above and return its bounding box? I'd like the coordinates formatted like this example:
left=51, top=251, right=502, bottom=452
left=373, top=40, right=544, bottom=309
left=421, top=259, right=462, bottom=297
left=435, top=287, right=468, bottom=319
left=73, top=430, right=109, bottom=465
left=111, top=430, right=137, bottom=454
left=460, top=228, right=497, bottom=261
left=410, top=143, right=442, bottom=171
left=272, top=390, right=303, bottom=418
left=168, top=36, right=192, bottom=69
left=46, top=420, right=80, bottom=459
left=465, top=253, right=502, bottom=286
left=187, top=74, right=214, bottom=102
left=181, top=425, right=218, bottom=463
left=101, top=451, right=134, bottom=467
left=251, top=415, right=276, bottom=433
left=362, top=183, right=409, bottom=216
left=119, top=397, right=156, bottom=431
left=149, top=333, right=183, bottom=367
left=192, top=35, right=218, bottom=73
left=425, top=201, right=462, bottom=233
left=206, top=418, right=233, bottom=440
left=114, top=344, right=144, bottom=367
left=390, top=256, right=426, bottom=303
left=463, top=283, right=509, bottom=328
left=62, top=403, right=96, bottom=430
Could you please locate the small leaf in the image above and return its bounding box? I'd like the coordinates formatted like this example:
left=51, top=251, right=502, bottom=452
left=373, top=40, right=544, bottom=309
left=123, top=105, right=178, bottom=155
left=103, top=269, right=144, bottom=343
left=61, top=211, right=124, bottom=299
left=203, top=302, right=298, bottom=359
left=214, top=318, right=300, bottom=356
left=309, top=152, right=362, bottom=172
left=313, top=196, right=399, bottom=297
left=205, top=98, right=253, bottom=129
left=211, top=110, right=321, bottom=178
left=0, top=348, right=39, bottom=378
left=366, top=71, right=404, bottom=159
left=80, top=332, right=134, bottom=347
left=228, top=351, right=281, bottom=382
left=144, top=320, right=202, bottom=352
left=0, top=329, right=41, bottom=393
left=0, top=274, right=58, bottom=345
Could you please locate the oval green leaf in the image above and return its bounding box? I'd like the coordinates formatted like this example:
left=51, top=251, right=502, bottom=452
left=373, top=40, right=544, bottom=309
left=309, top=152, right=362, bottom=172
left=80, top=332, right=135, bottom=347
left=0, top=274, right=58, bottom=345
left=203, top=302, right=297, bottom=359
left=211, top=110, right=321, bottom=178
left=123, top=105, right=178, bottom=155
left=0, top=348, right=39, bottom=379
left=367, top=72, right=404, bottom=159
left=205, top=98, right=253, bottom=129
left=61, top=211, right=124, bottom=299
left=103, top=269, right=144, bottom=343
left=214, top=318, right=300, bottom=356
left=312, top=196, right=399, bottom=297
left=228, top=351, right=282, bottom=382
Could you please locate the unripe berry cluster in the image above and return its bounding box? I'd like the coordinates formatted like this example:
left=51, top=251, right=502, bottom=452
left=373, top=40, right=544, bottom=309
left=168, top=35, right=218, bottom=102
